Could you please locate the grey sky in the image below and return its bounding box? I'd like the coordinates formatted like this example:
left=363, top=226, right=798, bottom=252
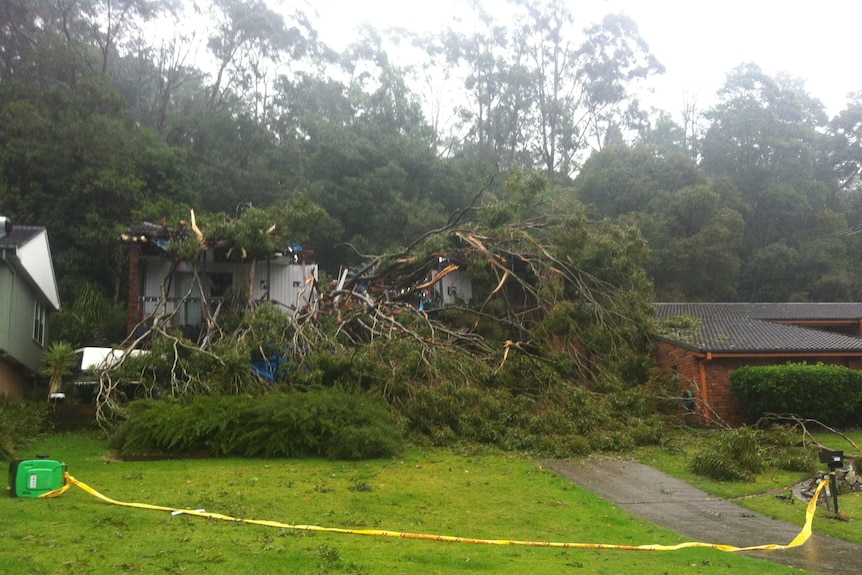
left=314, top=0, right=861, bottom=117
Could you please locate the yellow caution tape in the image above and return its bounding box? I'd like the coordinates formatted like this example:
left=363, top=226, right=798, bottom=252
left=41, top=472, right=827, bottom=552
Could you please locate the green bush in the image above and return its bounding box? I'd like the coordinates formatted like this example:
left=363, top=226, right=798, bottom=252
left=759, top=425, right=819, bottom=474
left=0, top=397, right=47, bottom=461
left=400, top=380, right=663, bottom=457
left=109, top=390, right=403, bottom=460
left=730, top=363, right=862, bottom=427
left=691, top=425, right=820, bottom=481
left=691, top=427, right=766, bottom=481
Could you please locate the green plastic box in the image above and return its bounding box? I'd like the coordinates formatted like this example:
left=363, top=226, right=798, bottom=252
left=8, top=459, right=66, bottom=498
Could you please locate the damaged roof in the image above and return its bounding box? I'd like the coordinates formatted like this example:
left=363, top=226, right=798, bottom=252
left=119, top=221, right=190, bottom=256
left=119, top=221, right=313, bottom=262
left=654, top=302, right=862, bottom=354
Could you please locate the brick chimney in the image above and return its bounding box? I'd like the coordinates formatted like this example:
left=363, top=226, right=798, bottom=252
left=127, top=245, right=143, bottom=335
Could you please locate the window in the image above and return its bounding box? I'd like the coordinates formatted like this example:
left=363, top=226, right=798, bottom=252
left=175, top=273, right=202, bottom=327
left=33, top=301, right=45, bottom=346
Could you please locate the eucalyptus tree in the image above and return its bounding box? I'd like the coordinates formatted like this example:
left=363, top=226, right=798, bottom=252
left=575, top=145, right=746, bottom=301
left=701, top=64, right=862, bottom=301
left=113, top=24, right=202, bottom=133
left=436, top=4, right=523, bottom=167
left=829, top=91, right=862, bottom=195
left=636, top=107, right=704, bottom=162
left=0, top=0, right=43, bottom=86
left=6, top=0, right=94, bottom=91
left=701, top=63, right=829, bottom=196
left=266, top=28, right=456, bottom=266
left=435, top=1, right=662, bottom=177
left=512, top=1, right=663, bottom=176
left=204, top=0, right=316, bottom=120
left=85, top=0, right=172, bottom=76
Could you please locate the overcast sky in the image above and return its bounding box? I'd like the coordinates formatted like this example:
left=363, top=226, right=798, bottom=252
left=312, top=0, right=862, bottom=118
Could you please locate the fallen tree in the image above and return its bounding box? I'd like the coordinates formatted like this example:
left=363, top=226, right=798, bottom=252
left=102, top=179, right=666, bottom=454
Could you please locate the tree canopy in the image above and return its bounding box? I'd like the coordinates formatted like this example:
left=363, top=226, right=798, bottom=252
left=3, top=1, right=862, bottom=418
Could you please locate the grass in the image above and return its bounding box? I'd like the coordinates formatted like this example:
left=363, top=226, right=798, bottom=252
left=2, top=433, right=810, bottom=574
left=632, top=429, right=862, bottom=545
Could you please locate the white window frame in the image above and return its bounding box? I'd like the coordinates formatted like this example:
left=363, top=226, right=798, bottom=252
left=33, top=300, right=45, bottom=346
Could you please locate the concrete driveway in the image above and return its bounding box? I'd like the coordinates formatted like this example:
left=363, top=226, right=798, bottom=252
left=544, top=458, right=861, bottom=575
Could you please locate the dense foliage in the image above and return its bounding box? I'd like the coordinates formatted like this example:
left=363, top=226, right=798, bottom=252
left=287, top=338, right=665, bottom=456
left=109, top=390, right=403, bottom=460
left=3, top=0, right=861, bottom=309
left=691, top=426, right=819, bottom=482
left=730, top=364, right=862, bottom=427
left=0, top=398, right=47, bottom=461
left=4, top=1, right=862, bottom=451
left=103, top=199, right=666, bottom=456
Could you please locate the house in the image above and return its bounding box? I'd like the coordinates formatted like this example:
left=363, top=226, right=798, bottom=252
left=121, top=221, right=318, bottom=338
left=653, top=303, right=862, bottom=426
left=0, top=217, right=61, bottom=398
left=432, top=259, right=473, bottom=306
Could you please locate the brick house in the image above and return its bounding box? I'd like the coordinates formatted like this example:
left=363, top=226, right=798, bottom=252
left=653, top=303, right=862, bottom=426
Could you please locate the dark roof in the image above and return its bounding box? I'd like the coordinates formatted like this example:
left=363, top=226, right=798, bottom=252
left=655, top=303, right=862, bottom=354
left=0, top=225, right=43, bottom=249
left=119, top=221, right=189, bottom=256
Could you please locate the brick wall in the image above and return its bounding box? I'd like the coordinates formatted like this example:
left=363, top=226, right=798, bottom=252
left=654, top=341, right=859, bottom=426
left=702, top=358, right=746, bottom=426
left=654, top=341, right=705, bottom=421
left=126, top=245, right=142, bottom=335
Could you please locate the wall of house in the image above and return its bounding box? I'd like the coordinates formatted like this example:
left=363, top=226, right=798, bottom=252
left=434, top=269, right=473, bottom=305
left=701, top=357, right=747, bottom=426
left=15, top=229, right=59, bottom=310
left=653, top=341, right=705, bottom=420
left=653, top=342, right=750, bottom=426
left=254, top=260, right=318, bottom=311
left=139, top=258, right=178, bottom=321
left=654, top=341, right=860, bottom=426
left=0, top=264, right=15, bottom=354
left=0, top=264, right=44, bottom=375
left=132, top=255, right=320, bottom=334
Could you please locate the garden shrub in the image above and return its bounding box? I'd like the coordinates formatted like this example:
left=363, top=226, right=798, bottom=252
left=691, top=426, right=766, bottom=481
left=691, top=425, right=820, bottom=481
left=399, top=378, right=663, bottom=457
left=758, top=425, right=819, bottom=473
left=730, top=363, right=862, bottom=427
left=109, top=389, right=403, bottom=460
left=0, top=397, right=47, bottom=461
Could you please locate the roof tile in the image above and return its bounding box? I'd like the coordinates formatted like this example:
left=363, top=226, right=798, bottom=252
left=655, top=303, right=862, bottom=353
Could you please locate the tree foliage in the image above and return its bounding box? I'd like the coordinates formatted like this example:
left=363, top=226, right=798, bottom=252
left=4, top=0, right=862, bottom=450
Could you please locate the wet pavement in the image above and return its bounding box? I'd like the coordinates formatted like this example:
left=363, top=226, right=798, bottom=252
left=544, top=458, right=861, bottom=575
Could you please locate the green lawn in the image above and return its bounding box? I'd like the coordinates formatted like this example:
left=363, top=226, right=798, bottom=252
left=632, top=430, right=862, bottom=545
left=3, top=433, right=810, bottom=574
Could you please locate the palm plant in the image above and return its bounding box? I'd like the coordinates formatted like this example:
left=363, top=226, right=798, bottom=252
left=42, top=341, right=78, bottom=395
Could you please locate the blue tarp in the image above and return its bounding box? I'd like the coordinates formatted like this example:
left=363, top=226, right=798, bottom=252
left=250, top=354, right=289, bottom=382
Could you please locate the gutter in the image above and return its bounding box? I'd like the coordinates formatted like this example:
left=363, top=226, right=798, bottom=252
left=655, top=336, right=862, bottom=359
left=689, top=350, right=862, bottom=359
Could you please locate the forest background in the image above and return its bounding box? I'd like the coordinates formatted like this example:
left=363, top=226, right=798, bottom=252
left=4, top=0, right=862, bottom=367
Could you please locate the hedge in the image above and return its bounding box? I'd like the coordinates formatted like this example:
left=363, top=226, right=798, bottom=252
left=729, top=363, right=862, bottom=427
left=109, top=389, right=404, bottom=460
